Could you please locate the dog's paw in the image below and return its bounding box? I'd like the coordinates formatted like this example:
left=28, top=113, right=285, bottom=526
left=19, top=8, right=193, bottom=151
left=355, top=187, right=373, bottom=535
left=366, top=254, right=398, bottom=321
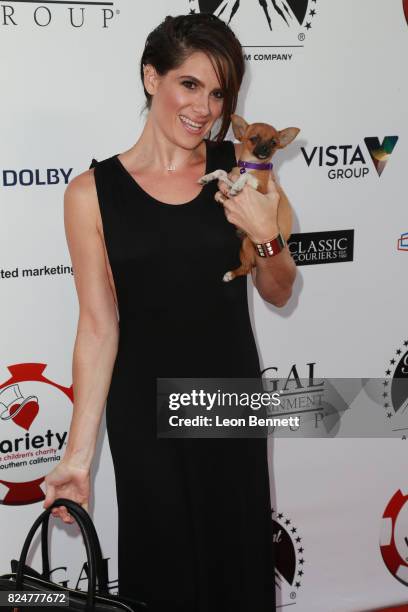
left=228, top=187, right=241, bottom=197
left=223, top=271, right=234, bottom=282
left=219, top=176, right=234, bottom=189
left=214, top=191, right=225, bottom=205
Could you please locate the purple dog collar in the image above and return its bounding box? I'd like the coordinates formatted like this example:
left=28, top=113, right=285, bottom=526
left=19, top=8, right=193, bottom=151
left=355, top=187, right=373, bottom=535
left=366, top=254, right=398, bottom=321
left=238, top=160, right=273, bottom=174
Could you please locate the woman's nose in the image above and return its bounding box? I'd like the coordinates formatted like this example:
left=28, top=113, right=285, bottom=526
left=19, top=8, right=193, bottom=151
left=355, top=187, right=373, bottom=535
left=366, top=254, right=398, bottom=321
left=193, top=94, right=211, bottom=117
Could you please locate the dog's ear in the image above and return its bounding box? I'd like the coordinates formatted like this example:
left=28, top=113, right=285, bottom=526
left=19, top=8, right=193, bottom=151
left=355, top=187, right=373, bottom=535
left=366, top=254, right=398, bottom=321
left=231, top=114, right=248, bottom=141
left=278, top=127, right=300, bottom=148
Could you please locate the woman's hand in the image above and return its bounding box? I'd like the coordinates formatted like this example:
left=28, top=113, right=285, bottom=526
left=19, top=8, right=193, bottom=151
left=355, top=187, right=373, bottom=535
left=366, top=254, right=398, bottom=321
left=43, top=461, right=90, bottom=524
left=217, top=173, right=280, bottom=243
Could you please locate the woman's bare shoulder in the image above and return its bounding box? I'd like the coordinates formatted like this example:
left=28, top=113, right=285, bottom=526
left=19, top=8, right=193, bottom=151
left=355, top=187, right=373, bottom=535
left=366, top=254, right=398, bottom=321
left=64, top=167, right=97, bottom=203
left=62, top=166, right=103, bottom=239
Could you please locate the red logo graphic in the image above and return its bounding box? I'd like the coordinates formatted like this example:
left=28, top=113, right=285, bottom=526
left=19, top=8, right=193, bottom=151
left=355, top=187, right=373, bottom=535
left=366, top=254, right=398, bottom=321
left=0, top=363, right=73, bottom=506
left=380, top=489, right=408, bottom=585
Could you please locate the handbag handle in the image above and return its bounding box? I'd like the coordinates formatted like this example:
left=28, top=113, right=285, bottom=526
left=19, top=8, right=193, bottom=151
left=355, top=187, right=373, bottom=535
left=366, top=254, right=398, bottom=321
left=40, top=500, right=109, bottom=594
left=16, top=498, right=106, bottom=609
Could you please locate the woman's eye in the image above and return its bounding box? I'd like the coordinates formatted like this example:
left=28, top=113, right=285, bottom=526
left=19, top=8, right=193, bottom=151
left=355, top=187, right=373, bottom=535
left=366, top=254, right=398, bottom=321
left=181, top=81, right=223, bottom=99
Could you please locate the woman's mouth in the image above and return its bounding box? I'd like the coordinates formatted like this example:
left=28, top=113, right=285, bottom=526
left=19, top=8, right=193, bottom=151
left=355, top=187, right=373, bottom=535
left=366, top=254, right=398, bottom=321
left=179, top=114, right=206, bottom=134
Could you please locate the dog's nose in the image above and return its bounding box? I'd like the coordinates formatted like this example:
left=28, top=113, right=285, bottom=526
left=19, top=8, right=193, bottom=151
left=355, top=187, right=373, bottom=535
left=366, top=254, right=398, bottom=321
left=255, top=145, right=271, bottom=158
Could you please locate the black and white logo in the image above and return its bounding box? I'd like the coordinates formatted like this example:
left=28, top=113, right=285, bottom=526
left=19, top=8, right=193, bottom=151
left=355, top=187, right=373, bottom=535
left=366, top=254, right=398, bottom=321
left=2, top=167, right=73, bottom=188
left=288, top=230, right=354, bottom=266
left=0, top=1, right=119, bottom=29
left=272, top=508, right=305, bottom=605
left=382, top=340, right=408, bottom=439
left=187, top=0, right=318, bottom=58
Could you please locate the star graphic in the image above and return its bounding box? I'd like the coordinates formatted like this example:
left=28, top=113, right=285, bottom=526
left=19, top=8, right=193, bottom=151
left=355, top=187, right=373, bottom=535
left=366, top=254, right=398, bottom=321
left=298, top=570, right=304, bottom=576
left=404, top=341, right=408, bottom=346
left=386, top=369, right=391, bottom=375
left=295, top=536, right=302, bottom=543
left=305, top=22, right=312, bottom=29
left=384, top=403, right=389, bottom=408
left=285, top=519, right=291, bottom=525
left=189, top=8, right=196, bottom=14
left=299, top=558, right=304, bottom=565
left=309, top=9, right=316, bottom=16
left=291, top=527, right=297, bottom=533
left=278, top=513, right=283, bottom=519
left=383, top=381, right=388, bottom=387
left=298, top=547, right=304, bottom=553
left=295, top=581, right=301, bottom=588
left=271, top=507, right=275, bottom=515
left=383, top=392, right=388, bottom=398
left=390, top=359, right=396, bottom=365
left=396, top=349, right=402, bottom=355
left=387, top=412, right=392, bottom=418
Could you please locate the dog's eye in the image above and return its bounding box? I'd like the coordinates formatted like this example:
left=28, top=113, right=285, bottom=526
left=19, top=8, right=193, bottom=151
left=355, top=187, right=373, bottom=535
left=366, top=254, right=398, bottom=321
left=249, top=136, right=260, bottom=144
left=270, top=139, right=277, bottom=147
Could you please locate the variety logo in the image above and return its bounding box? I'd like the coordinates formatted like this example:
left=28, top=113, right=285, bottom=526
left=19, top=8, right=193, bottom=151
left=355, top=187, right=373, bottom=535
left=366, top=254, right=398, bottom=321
left=301, top=136, right=399, bottom=179
left=288, top=230, right=354, bottom=266
left=187, top=0, right=319, bottom=59
left=380, top=489, right=408, bottom=586
left=0, top=1, right=119, bottom=29
left=1, top=167, right=73, bottom=187
left=272, top=508, right=305, bottom=606
left=0, top=362, right=72, bottom=505
left=398, top=232, right=408, bottom=251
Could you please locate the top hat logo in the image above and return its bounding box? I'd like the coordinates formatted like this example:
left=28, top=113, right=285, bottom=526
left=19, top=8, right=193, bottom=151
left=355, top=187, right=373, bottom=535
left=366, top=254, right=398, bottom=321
left=0, top=384, right=39, bottom=431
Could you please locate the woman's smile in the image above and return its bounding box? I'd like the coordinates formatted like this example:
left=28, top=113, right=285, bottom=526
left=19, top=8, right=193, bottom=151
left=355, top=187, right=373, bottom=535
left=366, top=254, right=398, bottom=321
left=178, top=114, right=207, bottom=135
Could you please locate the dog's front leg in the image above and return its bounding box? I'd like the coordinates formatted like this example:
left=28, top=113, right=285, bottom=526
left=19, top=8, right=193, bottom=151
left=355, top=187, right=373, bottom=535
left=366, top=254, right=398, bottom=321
left=197, top=169, right=234, bottom=188
left=227, top=172, right=259, bottom=196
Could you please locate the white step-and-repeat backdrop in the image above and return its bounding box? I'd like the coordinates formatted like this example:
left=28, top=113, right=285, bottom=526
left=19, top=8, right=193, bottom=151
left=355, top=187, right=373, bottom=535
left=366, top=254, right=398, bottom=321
left=1, top=1, right=407, bottom=610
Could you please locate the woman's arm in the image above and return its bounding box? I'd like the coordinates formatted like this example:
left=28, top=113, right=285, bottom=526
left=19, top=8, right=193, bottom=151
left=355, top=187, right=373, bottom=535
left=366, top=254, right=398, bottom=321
left=230, top=141, right=296, bottom=306
left=250, top=247, right=296, bottom=307
left=63, top=170, right=119, bottom=467
left=43, top=169, right=119, bottom=521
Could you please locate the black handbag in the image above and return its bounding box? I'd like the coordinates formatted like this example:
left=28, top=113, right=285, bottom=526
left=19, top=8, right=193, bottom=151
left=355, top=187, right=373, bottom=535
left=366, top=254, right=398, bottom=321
left=0, top=498, right=147, bottom=611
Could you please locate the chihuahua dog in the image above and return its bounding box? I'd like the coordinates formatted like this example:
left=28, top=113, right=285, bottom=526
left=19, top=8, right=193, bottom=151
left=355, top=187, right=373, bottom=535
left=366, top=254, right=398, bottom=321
left=198, top=114, right=300, bottom=282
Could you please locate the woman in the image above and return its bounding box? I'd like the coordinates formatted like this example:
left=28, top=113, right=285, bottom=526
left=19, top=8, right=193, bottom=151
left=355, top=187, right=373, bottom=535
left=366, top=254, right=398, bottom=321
left=44, top=13, right=296, bottom=612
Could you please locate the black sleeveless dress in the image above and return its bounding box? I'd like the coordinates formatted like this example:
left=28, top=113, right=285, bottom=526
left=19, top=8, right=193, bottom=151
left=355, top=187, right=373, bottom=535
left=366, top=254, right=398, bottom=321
left=92, top=139, right=275, bottom=612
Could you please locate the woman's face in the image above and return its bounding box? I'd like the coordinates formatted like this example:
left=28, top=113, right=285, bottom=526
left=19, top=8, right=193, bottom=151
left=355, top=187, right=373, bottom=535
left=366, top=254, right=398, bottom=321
left=145, top=51, right=225, bottom=145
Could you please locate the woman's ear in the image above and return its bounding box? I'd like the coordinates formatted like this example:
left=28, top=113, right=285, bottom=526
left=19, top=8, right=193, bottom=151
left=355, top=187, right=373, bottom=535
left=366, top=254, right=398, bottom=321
left=143, top=64, right=159, bottom=95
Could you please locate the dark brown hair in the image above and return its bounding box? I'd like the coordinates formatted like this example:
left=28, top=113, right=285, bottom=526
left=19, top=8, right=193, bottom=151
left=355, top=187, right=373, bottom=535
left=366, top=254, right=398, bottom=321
left=139, top=13, right=245, bottom=143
